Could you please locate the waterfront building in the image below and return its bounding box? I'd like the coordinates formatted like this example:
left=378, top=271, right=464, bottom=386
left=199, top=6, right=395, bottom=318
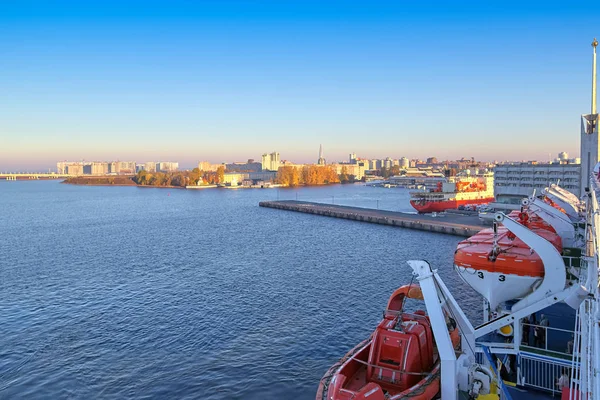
left=110, top=161, right=136, bottom=175
left=399, top=157, right=409, bottom=169
left=198, top=161, right=221, bottom=172
left=383, top=157, right=393, bottom=169
left=157, top=162, right=179, bottom=172
left=279, top=160, right=306, bottom=168
left=317, top=145, right=326, bottom=165
left=261, top=152, right=281, bottom=171
left=366, top=159, right=380, bottom=170
left=226, top=161, right=262, bottom=173
left=66, top=163, right=84, bottom=176
left=329, top=161, right=367, bottom=180
left=57, top=161, right=66, bottom=174
left=249, top=171, right=277, bottom=182
left=223, top=172, right=250, bottom=186
left=57, top=161, right=87, bottom=175
left=494, top=160, right=581, bottom=204
left=58, top=160, right=136, bottom=176
left=91, top=162, right=109, bottom=176
left=144, top=162, right=157, bottom=172
left=349, top=153, right=357, bottom=164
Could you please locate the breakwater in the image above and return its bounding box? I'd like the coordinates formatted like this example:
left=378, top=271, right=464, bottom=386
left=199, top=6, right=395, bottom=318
left=259, top=200, right=488, bottom=237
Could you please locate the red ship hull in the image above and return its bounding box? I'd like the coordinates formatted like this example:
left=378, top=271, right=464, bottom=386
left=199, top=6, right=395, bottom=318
left=410, top=197, right=494, bottom=213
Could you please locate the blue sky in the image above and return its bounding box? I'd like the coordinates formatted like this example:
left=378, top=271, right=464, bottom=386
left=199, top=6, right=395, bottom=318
left=0, top=1, right=597, bottom=170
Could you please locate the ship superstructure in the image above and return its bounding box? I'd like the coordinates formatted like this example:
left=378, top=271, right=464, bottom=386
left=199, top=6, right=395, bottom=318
left=410, top=171, right=494, bottom=213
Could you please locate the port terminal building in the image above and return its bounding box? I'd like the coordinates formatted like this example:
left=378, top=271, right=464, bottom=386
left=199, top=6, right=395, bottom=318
left=493, top=159, right=581, bottom=207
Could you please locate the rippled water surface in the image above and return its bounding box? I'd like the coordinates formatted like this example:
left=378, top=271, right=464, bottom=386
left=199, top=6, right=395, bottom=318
left=0, top=181, right=481, bottom=399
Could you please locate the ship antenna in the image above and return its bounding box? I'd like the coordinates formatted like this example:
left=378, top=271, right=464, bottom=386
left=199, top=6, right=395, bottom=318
left=593, top=37, right=598, bottom=115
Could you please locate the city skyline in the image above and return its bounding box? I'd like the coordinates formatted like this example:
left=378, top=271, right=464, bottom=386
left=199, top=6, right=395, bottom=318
left=1, top=147, right=580, bottom=173
left=1, top=1, right=598, bottom=170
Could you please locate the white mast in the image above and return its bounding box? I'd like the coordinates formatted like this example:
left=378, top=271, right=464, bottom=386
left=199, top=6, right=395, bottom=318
left=593, top=38, right=598, bottom=114
left=579, top=38, right=599, bottom=197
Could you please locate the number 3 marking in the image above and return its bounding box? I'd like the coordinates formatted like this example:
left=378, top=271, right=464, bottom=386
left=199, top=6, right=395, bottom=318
left=499, top=275, right=506, bottom=282
left=477, top=271, right=484, bottom=279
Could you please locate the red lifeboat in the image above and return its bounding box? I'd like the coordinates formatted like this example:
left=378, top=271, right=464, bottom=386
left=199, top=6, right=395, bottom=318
left=544, top=196, right=567, bottom=214
left=454, top=211, right=563, bottom=310
left=316, top=285, right=460, bottom=400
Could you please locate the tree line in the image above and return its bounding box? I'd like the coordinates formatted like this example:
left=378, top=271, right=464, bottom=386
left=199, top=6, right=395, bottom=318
left=276, top=165, right=340, bottom=187
left=134, top=164, right=352, bottom=188
left=134, top=166, right=225, bottom=187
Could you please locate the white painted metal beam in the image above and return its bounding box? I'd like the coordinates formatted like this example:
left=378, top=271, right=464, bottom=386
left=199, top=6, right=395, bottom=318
left=543, top=186, right=582, bottom=222
left=495, top=213, right=566, bottom=313
left=523, top=196, right=578, bottom=247
left=407, top=260, right=457, bottom=400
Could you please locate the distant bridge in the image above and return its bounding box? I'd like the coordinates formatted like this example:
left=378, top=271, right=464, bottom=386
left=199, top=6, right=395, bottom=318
left=0, top=173, right=73, bottom=181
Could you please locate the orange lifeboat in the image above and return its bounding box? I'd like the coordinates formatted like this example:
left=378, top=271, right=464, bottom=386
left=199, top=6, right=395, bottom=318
left=544, top=196, right=567, bottom=214
left=507, top=210, right=557, bottom=233
left=316, top=285, right=460, bottom=400
left=454, top=211, right=563, bottom=310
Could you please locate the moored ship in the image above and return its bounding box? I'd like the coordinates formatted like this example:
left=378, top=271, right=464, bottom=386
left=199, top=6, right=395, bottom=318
left=409, top=171, right=494, bottom=213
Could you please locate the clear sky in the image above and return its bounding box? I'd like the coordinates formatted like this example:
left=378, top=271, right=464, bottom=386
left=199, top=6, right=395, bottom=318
left=0, top=0, right=598, bottom=171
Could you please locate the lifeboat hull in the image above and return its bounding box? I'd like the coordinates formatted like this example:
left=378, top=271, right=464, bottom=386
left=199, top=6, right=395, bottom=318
left=316, top=284, right=459, bottom=400
left=410, top=197, right=494, bottom=213
left=316, top=340, right=446, bottom=400
left=453, top=213, right=563, bottom=310
left=454, top=264, right=542, bottom=310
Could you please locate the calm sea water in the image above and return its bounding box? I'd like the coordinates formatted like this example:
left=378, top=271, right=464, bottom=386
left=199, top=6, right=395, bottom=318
left=0, top=181, right=480, bottom=399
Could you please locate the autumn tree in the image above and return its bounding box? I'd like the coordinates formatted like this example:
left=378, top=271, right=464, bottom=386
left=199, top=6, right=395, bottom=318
left=135, top=170, right=149, bottom=185
left=339, top=166, right=349, bottom=183
left=216, top=166, right=225, bottom=184
left=189, top=168, right=202, bottom=185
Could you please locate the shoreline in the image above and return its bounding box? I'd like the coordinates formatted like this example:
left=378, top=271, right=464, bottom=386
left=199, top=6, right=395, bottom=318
left=60, top=178, right=348, bottom=190
left=62, top=180, right=186, bottom=189
left=60, top=181, right=136, bottom=187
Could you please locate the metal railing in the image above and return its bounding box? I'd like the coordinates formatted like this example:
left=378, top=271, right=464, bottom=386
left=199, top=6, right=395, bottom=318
left=520, top=322, right=575, bottom=357
left=475, top=346, right=574, bottom=395
left=519, top=351, right=574, bottom=394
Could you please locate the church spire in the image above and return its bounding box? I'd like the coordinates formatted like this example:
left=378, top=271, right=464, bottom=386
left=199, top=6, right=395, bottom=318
left=318, top=144, right=326, bottom=165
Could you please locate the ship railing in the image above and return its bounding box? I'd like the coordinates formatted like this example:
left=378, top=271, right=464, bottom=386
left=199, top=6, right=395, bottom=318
left=577, top=176, right=600, bottom=398
left=474, top=347, right=575, bottom=395
left=518, top=350, right=574, bottom=395
left=520, top=322, right=575, bottom=358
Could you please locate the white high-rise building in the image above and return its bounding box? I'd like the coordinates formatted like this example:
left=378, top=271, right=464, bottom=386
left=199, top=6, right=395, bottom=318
left=261, top=152, right=281, bottom=171
left=399, top=157, right=410, bottom=169
left=158, top=162, right=179, bottom=172
left=144, top=162, right=157, bottom=172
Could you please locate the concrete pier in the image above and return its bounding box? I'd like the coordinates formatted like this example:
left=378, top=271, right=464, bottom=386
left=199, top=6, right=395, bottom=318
left=259, top=200, right=489, bottom=237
